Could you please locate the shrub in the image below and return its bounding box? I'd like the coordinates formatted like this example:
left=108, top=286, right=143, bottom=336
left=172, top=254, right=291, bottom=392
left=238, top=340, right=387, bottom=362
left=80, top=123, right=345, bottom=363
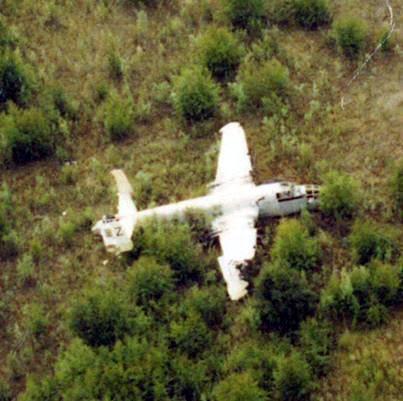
left=173, top=66, right=220, bottom=123
left=320, top=264, right=400, bottom=327
left=68, top=285, right=131, bottom=347
left=299, top=318, right=334, bottom=376
left=349, top=220, right=399, bottom=265
left=0, top=51, right=35, bottom=106
left=0, top=107, right=55, bottom=165
left=103, top=90, right=134, bottom=141
left=135, top=219, right=205, bottom=285
left=294, top=0, right=331, bottom=29
left=20, top=376, right=58, bottom=401
left=169, top=312, right=212, bottom=358
left=169, top=356, right=207, bottom=401
left=16, top=253, right=35, bottom=286
left=333, top=17, right=368, bottom=59
left=0, top=379, right=11, bottom=401
left=127, top=256, right=174, bottom=308
left=23, top=303, right=49, bottom=338
left=235, top=59, right=289, bottom=111
left=267, top=0, right=296, bottom=25
left=224, top=341, right=277, bottom=391
left=181, top=285, right=226, bottom=327
left=212, top=372, right=266, bottom=401
left=45, top=86, right=78, bottom=120
left=221, top=0, right=266, bottom=31
left=256, top=263, right=317, bottom=333
left=390, top=160, right=403, bottom=219
left=320, top=171, right=360, bottom=219
left=107, top=49, right=124, bottom=81
left=273, top=351, right=313, bottom=401
left=197, top=27, right=243, bottom=81
left=271, top=219, right=319, bottom=271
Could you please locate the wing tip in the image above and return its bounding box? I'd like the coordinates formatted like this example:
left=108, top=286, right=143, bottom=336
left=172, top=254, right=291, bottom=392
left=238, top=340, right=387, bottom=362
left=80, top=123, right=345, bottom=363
left=220, top=121, right=241, bottom=135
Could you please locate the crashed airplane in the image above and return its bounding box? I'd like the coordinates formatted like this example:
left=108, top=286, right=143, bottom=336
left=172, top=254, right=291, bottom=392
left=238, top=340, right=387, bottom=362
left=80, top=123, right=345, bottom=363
left=93, top=122, right=320, bottom=301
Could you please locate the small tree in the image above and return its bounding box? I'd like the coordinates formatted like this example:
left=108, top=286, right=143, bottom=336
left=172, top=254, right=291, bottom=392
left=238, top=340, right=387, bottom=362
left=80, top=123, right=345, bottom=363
left=349, top=220, right=399, bottom=265
left=271, top=219, right=319, bottom=271
left=224, top=340, right=277, bottom=392
left=135, top=219, right=205, bottom=285
left=390, top=160, right=403, bottom=219
left=333, top=16, right=368, bottom=59
left=103, top=90, right=134, bottom=141
left=299, top=318, right=334, bottom=376
left=181, top=285, right=226, bottom=327
left=212, top=372, right=266, bottom=401
left=256, top=263, right=317, bottom=334
left=320, top=171, right=360, bottom=219
left=294, top=0, right=331, bottom=30
left=0, top=51, right=35, bottom=106
left=2, top=107, right=55, bottom=165
left=169, top=312, right=212, bottom=358
left=68, top=285, right=131, bottom=347
left=221, top=0, right=266, bottom=32
left=235, top=59, right=289, bottom=111
left=197, top=27, right=243, bottom=81
left=173, top=66, right=220, bottom=123
left=273, top=351, right=313, bottom=401
left=127, top=256, right=174, bottom=308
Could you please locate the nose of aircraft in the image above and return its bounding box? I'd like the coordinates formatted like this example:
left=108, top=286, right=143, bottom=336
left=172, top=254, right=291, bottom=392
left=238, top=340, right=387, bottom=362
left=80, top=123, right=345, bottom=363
left=301, top=184, right=320, bottom=210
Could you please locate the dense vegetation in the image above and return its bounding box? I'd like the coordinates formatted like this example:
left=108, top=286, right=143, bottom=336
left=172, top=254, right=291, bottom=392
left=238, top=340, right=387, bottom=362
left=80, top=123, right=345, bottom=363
left=0, top=0, right=401, bottom=400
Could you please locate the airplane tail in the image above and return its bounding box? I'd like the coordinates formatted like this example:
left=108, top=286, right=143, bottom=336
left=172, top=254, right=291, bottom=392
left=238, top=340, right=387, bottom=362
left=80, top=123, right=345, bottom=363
left=92, top=169, right=137, bottom=255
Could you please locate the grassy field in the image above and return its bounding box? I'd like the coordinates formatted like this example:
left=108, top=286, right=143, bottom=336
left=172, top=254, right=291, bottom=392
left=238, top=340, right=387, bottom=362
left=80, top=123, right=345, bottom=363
left=0, top=0, right=402, bottom=399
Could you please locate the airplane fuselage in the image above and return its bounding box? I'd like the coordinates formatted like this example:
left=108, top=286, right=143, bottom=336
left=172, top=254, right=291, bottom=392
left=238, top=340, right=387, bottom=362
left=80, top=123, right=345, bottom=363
left=136, top=182, right=319, bottom=225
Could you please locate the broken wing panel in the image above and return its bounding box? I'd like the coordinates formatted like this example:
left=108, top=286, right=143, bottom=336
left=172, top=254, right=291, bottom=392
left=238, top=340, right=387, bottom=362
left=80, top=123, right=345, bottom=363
left=214, top=206, right=258, bottom=301
left=111, top=169, right=137, bottom=237
left=212, top=122, right=254, bottom=192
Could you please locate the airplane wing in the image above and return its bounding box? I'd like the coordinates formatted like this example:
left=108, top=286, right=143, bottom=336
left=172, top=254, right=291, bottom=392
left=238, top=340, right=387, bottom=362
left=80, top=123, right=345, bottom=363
left=213, top=204, right=258, bottom=301
left=111, top=169, right=137, bottom=237
left=211, top=122, right=255, bottom=193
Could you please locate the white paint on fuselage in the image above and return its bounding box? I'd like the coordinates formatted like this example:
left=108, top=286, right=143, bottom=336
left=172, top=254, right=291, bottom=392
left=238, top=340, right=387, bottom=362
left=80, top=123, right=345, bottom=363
left=136, top=182, right=310, bottom=225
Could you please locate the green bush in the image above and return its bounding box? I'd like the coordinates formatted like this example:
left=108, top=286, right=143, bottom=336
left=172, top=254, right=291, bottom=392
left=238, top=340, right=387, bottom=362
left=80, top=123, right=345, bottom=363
left=197, top=27, right=243, bottom=81
left=0, top=378, right=11, bottom=401
left=20, top=376, right=58, bottom=401
left=320, top=171, right=360, bottom=219
left=169, top=312, right=212, bottom=358
left=127, top=256, right=174, bottom=308
left=0, top=51, right=35, bottom=106
left=68, top=285, right=131, bottom=347
left=103, top=90, right=134, bottom=141
left=267, top=0, right=296, bottom=25
left=44, top=337, right=170, bottom=401
left=320, top=264, right=400, bottom=327
left=23, top=303, right=49, bottom=338
left=256, top=263, right=317, bottom=333
left=0, top=107, right=55, bottom=165
left=168, top=356, right=208, bottom=401
left=181, top=285, right=226, bottom=327
left=299, top=318, right=334, bottom=376
left=349, top=220, right=399, bottom=265
left=235, top=59, right=289, bottom=111
left=135, top=219, right=205, bottom=285
left=271, top=219, right=319, bottom=271
left=221, top=0, right=266, bottom=31
left=212, top=372, right=266, bottom=401
left=273, top=351, right=313, bottom=401
left=294, top=0, right=331, bottom=29
left=224, top=341, right=277, bottom=392
left=333, top=17, right=368, bottom=59
left=107, top=49, right=124, bottom=81
left=390, top=160, right=403, bottom=218
left=173, top=66, right=220, bottom=123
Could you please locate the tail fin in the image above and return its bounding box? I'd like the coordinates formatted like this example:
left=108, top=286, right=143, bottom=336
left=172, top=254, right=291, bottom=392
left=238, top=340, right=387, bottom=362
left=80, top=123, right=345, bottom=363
left=92, top=170, right=137, bottom=255
left=111, top=169, right=137, bottom=238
